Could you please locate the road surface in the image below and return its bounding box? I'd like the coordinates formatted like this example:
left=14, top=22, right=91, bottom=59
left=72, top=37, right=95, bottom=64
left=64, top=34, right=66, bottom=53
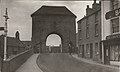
left=37, top=53, right=119, bottom=72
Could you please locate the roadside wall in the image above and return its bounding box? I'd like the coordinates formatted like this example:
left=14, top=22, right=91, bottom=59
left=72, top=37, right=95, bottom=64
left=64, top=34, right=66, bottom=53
left=2, top=49, right=33, bottom=72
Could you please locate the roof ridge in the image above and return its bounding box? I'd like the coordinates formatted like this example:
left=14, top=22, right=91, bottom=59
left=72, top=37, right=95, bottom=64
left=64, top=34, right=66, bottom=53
left=31, top=5, right=76, bottom=17
left=42, top=5, right=66, bottom=8
left=7, top=36, right=15, bottom=38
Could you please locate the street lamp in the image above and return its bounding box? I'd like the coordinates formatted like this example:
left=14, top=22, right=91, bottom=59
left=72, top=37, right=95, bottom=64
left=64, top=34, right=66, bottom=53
left=3, top=8, right=9, bottom=61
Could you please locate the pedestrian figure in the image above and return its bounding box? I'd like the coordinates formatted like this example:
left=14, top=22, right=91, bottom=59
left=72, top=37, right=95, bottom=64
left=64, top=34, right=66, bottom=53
left=69, top=43, right=72, bottom=55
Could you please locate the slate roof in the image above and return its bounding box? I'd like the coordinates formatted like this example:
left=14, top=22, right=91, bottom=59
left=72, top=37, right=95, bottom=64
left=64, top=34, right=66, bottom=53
left=0, top=35, right=24, bottom=47
left=31, top=5, right=76, bottom=17
left=7, top=37, right=24, bottom=47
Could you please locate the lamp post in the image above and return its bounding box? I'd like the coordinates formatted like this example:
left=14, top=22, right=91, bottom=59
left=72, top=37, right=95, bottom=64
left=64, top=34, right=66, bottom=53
left=3, top=8, right=9, bottom=61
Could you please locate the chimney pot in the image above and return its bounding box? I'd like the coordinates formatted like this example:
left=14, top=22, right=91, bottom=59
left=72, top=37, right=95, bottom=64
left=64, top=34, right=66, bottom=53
left=87, top=5, right=89, bottom=8
left=94, top=0, right=96, bottom=3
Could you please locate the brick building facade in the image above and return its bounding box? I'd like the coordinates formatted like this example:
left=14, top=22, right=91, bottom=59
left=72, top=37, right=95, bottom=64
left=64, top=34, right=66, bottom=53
left=77, top=0, right=102, bottom=63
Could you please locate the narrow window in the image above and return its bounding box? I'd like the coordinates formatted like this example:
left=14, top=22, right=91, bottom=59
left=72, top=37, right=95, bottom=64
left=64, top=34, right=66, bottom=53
left=86, top=18, right=89, bottom=38
left=95, top=24, right=99, bottom=36
left=111, top=18, right=119, bottom=33
left=95, top=43, right=99, bottom=54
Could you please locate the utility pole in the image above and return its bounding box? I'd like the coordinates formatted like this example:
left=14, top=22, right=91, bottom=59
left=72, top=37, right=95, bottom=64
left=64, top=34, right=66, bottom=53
left=3, top=8, right=9, bottom=61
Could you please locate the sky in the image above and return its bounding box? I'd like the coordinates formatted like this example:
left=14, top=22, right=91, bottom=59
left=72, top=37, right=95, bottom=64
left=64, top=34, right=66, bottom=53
left=46, top=34, right=61, bottom=46
left=0, top=0, right=99, bottom=45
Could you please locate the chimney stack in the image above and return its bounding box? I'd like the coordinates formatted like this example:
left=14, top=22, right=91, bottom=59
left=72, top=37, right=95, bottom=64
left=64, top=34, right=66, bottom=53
left=86, top=5, right=93, bottom=15
left=94, top=0, right=96, bottom=3
left=87, top=5, right=89, bottom=8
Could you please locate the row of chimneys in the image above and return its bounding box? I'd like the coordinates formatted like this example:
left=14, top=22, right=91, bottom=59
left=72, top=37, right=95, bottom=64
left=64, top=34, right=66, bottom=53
left=86, top=0, right=101, bottom=16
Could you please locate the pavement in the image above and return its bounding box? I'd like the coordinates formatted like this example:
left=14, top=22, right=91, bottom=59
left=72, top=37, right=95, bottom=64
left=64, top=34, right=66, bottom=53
left=72, top=54, right=120, bottom=70
left=15, top=54, right=43, bottom=72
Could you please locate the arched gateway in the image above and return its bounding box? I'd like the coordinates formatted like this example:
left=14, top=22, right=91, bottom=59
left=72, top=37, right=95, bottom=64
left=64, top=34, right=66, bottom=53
left=31, top=6, right=76, bottom=53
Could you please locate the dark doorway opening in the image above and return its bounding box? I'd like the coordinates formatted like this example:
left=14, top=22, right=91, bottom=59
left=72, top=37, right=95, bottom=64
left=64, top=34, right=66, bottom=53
left=90, top=43, right=93, bottom=58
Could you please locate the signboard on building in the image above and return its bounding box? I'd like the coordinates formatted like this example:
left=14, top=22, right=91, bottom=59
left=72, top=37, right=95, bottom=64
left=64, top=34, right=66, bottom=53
left=106, top=34, right=120, bottom=40
left=0, top=27, right=4, bottom=31
left=105, top=8, right=120, bottom=20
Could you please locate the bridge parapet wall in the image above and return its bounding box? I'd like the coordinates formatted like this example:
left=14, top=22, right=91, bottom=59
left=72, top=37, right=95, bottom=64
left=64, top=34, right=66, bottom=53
left=2, top=49, right=33, bottom=72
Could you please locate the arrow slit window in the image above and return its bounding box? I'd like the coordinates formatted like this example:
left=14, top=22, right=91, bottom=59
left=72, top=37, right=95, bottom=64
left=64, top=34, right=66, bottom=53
left=111, top=18, right=119, bottom=33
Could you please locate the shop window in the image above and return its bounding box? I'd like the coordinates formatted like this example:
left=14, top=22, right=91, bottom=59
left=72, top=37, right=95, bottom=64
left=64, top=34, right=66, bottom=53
left=110, top=45, right=120, bottom=61
left=111, top=0, right=118, bottom=10
left=95, top=43, right=99, bottom=54
left=111, top=18, right=119, bottom=33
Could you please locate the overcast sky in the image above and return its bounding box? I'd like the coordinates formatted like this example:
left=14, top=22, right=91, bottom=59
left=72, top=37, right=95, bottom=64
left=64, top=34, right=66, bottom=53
left=0, top=0, right=98, bottom=45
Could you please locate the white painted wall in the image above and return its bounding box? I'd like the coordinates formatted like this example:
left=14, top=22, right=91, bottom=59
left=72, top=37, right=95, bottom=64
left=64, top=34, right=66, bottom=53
left=101, top=0, right=111, bottom=63
left=101, top=1, right=111, bottom=40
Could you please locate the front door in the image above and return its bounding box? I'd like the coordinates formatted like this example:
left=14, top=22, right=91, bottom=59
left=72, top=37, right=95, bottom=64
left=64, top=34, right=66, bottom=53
left=104, top=46, right=110, bottom=64
left=82, top=45, right=84, bottom=58
left=90, top=43, right=93, bottom=58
